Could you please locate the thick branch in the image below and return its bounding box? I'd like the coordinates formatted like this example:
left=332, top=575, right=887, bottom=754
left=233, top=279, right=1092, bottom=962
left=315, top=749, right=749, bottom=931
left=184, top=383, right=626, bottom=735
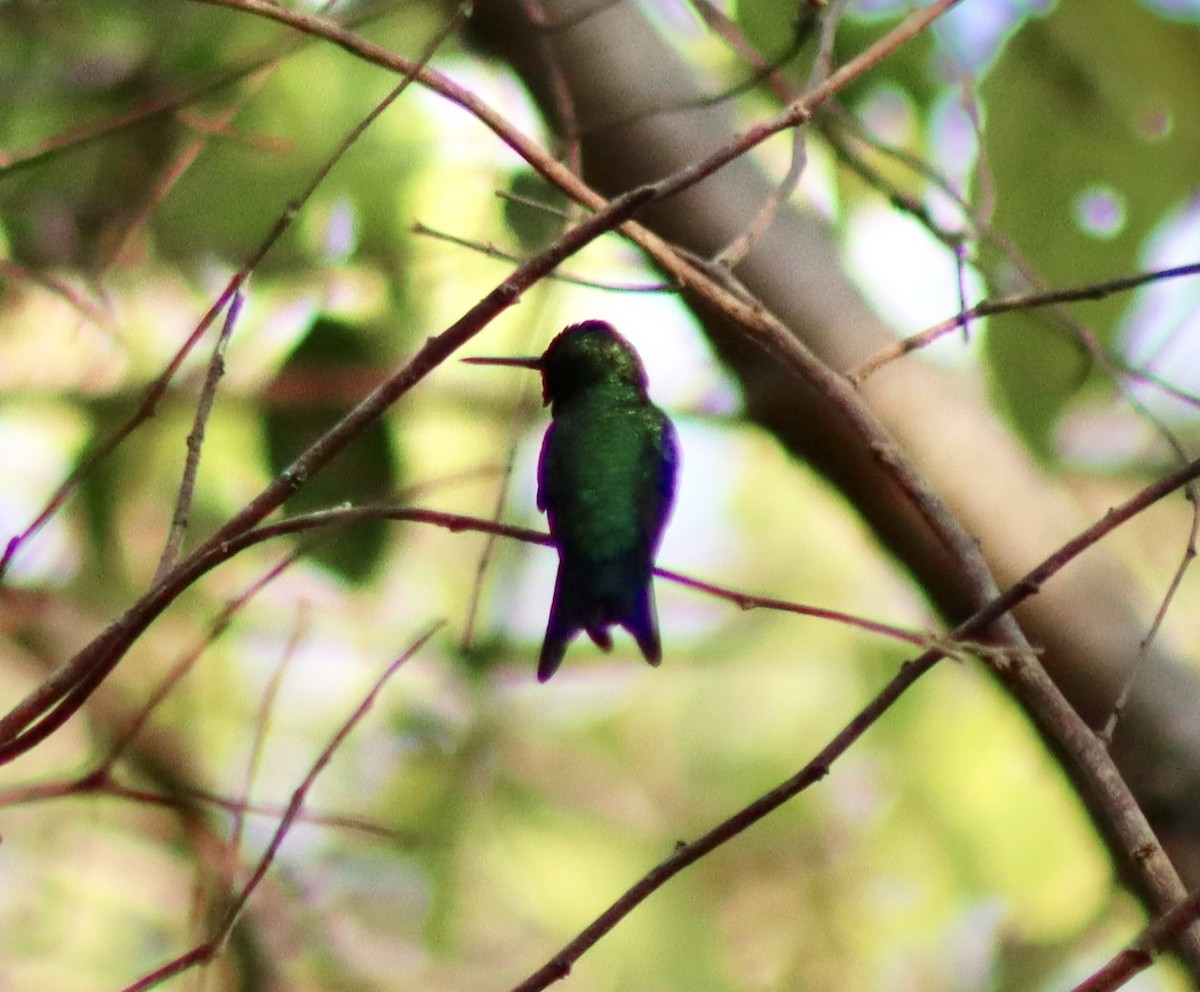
left=466, top=0, right=1200, bottom=964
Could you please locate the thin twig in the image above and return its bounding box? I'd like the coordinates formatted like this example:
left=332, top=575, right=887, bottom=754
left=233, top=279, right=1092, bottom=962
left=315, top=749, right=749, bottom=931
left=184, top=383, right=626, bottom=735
left=11, top=444, right=1200, bottom=776
left=1070, top=885, right=1200, bottom=992
left=0, top=0, right=398, bottom=179
left=818, top=95, right=1200, bottom=441
left=100, top=551, right=302, bottom=772
left=13, top=0, right=1197, bottom=972
left=0, top=190, right=659, bottom=763
left=154, top=291, right=243, bottom=582
left=0, top=4, right=467, bottom=589
left=509, top=454, right=1200, bottom=991
left=101, top=61, right=283, bottom=271
left=119, top=621, right=442, bottom=992
left=1101, top=491, right=1200, bottom=744
left=522, top=0, right=584, bottom=177
left=460, top=357, right=543, bottom=649
left=229, top=606, right=307, bottom=859
left=0, top=261, right=111, bottom=328
left=715, top=0, right=845, bottom=268
left=412, top=221, right=671, bottom=292
left=0, top=773, right=416, bottom=845
left=0, top=1, right=467, bottom=740
left=847, top=261, right=1200, bottom=384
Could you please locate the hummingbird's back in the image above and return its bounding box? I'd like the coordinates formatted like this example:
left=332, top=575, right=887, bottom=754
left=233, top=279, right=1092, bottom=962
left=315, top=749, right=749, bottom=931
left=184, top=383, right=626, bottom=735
left=535, top=352, right=678, bottom=680
left=468, top=319, right=679, bottom=680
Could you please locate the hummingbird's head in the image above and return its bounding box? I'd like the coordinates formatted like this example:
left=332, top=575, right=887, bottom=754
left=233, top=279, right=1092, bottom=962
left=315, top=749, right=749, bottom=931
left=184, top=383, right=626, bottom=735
left=463, top=320, right=649, bottom=409
left=538, top=321, right=648, bottom=407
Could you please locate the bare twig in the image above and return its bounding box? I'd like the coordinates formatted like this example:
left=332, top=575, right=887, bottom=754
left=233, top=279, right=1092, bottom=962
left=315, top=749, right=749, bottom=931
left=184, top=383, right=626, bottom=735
left=1071, top=885, right=1200, bottom=992
left=13, top=443, right=1200, bottom=777
left=818, top=96, right=1200, bottom=435
left=0, top=0, right=400, bottom=179
left=1101, top=492, right=1200, bottom=744
left=229, top=607, right=307, bottom=860
left=460, top=365, right=542, bottom=650
left=509, top=454, right=1200, bottom=991
left=119, top=621, right=441, bottom=992
left=0, top=3, right=467, bottom=746
left=0, top=185, right=657, bottom=761
left=714, top=0, right=842, bottom=268
left=847, top=261, right=1200, bottom=384
left=101, top=62, right=283, bottom=271
left=412, top=220, right=671, bottom=292
left=7, top=429, right=1200, bottom=984
left=154, top=291, right=243, bottom=582
left=0, top=773, right=414, bottom=842
left=0, top=261, right=111, bottom=328
left=522, top=0, right=584, bottom=176
left=656, top=566, right=929, bottom=646
left=8, top=0, right=914, bottom=749
left=0, top=5, right=466, bottom=588
left=100, top=551, right=303, bottom=773
left=687, top=0, right=794, bottom=100
left=10, top=0, right=1197, bottom=973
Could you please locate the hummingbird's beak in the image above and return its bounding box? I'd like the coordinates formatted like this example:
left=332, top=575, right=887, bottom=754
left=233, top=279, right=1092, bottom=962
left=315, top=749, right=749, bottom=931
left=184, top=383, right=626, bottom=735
left=462, top=356, right=542, bottom=368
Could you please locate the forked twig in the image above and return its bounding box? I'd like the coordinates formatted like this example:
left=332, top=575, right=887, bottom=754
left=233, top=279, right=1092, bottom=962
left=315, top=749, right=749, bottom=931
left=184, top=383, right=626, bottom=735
left=847, top=261, right=1200, bottom=384
left=510, top=452, right=1200, bottom=991
left=1071, top=884, right=1200, bottom=992
left=0, top=4, right=467, bottom=588
left=119, top=621, right=442, bottom=992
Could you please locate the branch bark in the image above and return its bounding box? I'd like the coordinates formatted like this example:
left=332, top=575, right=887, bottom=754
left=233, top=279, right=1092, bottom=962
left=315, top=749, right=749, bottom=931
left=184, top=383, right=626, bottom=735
left=464, top=0, right=1200, bottom=900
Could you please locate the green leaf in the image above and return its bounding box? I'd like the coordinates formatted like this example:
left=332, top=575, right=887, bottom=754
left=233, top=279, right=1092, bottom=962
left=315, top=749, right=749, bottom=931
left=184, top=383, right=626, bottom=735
left=264, top=315, right=402, bottom=583
left=979, top=0, right=1200, bottom=454
left=502, top=168, right=568, bottom=253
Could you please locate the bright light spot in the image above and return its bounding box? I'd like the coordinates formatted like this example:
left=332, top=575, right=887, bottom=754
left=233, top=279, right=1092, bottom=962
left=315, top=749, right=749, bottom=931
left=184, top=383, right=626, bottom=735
left=844, top=204, right=985, bottom=363
left=322, top=198, right=358, bottom=262
left=1073, top=185, right=1126, bottom=240
left=1119, top=196, right=1200, bottom=419
left=0, top=408, right=88, bottom=584
left=1138, top=0, right=1200, bottom=20
left=934, top=0, right=1054, bottom=75
left=856, top=85, right=915, bottom=147
left=926, top=93, right=979, bottom=230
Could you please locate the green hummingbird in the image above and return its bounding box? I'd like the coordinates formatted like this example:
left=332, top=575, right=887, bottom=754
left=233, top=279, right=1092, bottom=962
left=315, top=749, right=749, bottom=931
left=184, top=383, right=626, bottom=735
left=465, top=320, right=679, bottom=681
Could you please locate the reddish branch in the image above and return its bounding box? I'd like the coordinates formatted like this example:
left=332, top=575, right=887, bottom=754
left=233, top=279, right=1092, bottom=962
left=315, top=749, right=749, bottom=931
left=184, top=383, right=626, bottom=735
left=849, top=261, right=1200, bottom=386
left=3, top=0, right=1198, bottom=981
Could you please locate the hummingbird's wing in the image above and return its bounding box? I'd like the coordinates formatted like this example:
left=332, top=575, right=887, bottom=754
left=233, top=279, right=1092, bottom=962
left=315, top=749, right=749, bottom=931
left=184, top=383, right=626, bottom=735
left=535, top=419, right=577, bottom=681
left=533, top=401, right=677, bottom=678
left=637, top=407, right=679, bottom=552
left=535, top=421, right=555, bottom=514
left=613, top=406, right=678, bottom=667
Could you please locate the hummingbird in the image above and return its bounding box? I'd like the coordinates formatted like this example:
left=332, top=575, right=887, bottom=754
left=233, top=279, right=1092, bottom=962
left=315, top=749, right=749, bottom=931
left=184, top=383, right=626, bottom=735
left=465, top=320, right=679, bottom=681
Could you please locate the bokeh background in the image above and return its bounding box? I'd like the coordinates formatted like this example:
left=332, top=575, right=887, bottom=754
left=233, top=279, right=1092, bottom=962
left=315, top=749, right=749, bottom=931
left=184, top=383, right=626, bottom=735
left=2, top=0, right=1200, bottom=989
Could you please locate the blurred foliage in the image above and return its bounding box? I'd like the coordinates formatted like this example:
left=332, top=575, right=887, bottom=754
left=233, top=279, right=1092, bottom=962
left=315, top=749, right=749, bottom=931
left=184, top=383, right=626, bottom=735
left=0, top=0, right=1197, bottom=990
left=502, top=169, right=570, bottom=253
left=264, top=314, right=403, bottom=582
left=980, top=0, right=1200, bottom=453
left=743, top=0, right=1200, bottom=456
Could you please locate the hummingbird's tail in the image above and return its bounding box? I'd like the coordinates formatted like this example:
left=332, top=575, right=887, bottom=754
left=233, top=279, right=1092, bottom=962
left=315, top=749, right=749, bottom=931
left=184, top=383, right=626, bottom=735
left=537, top=555, right=661, bottom=681
left=624, top=580, right=662, bottom=667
